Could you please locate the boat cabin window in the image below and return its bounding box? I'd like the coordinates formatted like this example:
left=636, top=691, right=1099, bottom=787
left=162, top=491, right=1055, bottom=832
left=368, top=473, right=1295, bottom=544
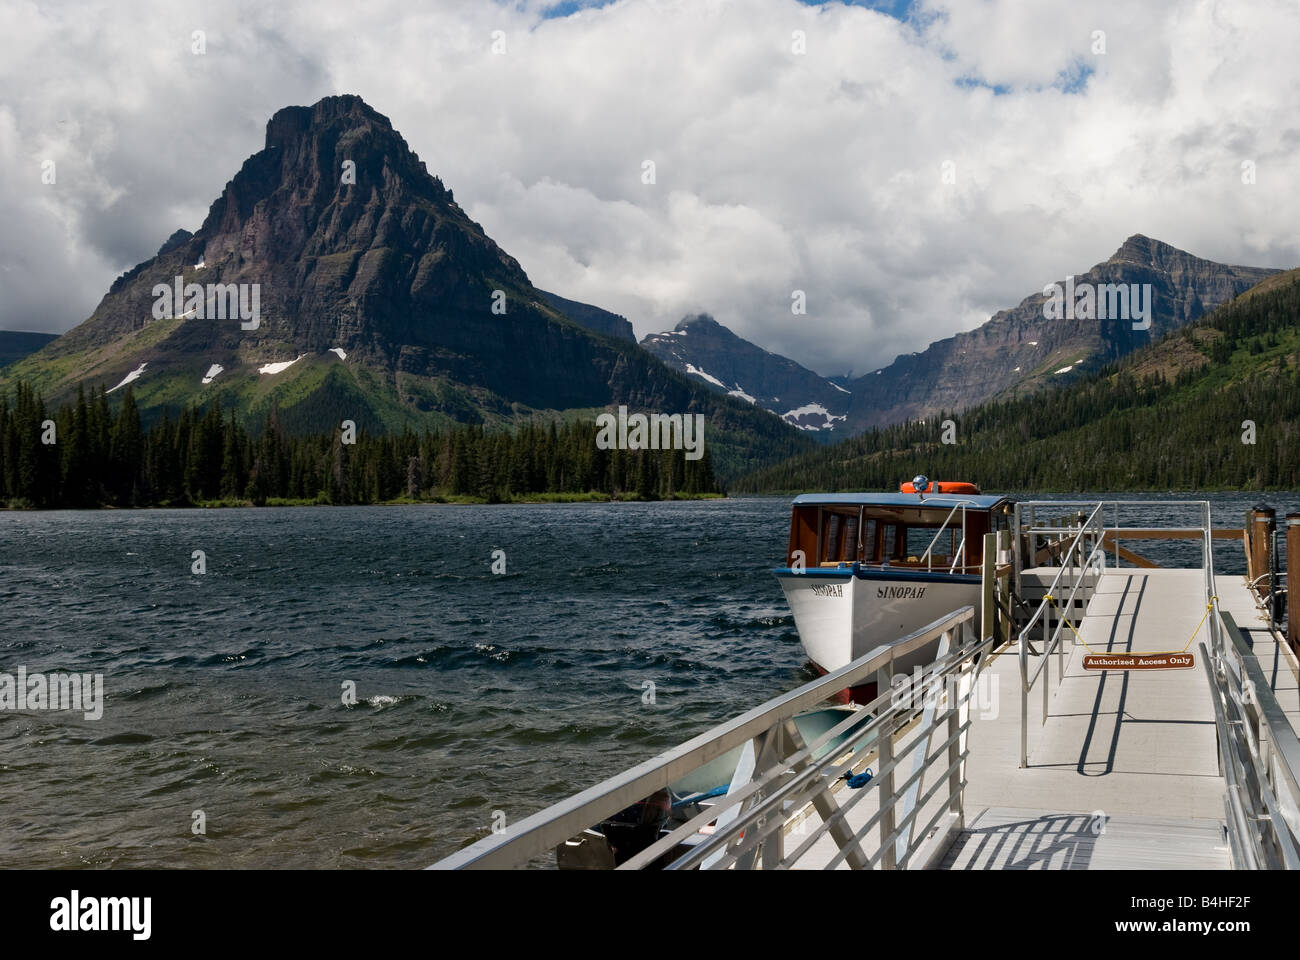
left=788, top=501, right=999, bottom=571
left=861, top=519, right=877, bottom=561
left=818, top=510, right=860, bottom=564
left=867, top=522, right=901, bottom=563
left=906, top=525, right=958, bottom=561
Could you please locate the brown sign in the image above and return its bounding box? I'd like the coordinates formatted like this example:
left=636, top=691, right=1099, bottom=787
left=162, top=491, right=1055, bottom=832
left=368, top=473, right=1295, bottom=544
left=1082, top=652, right=1195, bottom=670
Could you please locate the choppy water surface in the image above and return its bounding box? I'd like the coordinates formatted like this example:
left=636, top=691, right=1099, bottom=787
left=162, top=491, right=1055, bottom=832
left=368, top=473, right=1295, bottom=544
left=0, top=493, right=1284, bottom=868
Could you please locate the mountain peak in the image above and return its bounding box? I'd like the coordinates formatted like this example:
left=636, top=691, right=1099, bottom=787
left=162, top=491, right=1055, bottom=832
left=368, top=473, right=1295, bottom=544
left=264, top=95, right=395, bottom=151
left=674, top=313, right=724, bottom=333
left=4, top=96, right=811, bottom=483
left=1110, top=233, right=1170, bottom=263
left=643, top=315, right=851, bottom=435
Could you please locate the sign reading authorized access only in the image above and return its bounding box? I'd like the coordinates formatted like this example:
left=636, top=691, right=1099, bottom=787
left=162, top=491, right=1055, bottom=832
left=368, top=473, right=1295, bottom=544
left=1082, top=653, right=1195, bottom=670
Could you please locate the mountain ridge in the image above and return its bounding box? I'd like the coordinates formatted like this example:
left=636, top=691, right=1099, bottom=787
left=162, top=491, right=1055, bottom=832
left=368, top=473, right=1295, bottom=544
left=734, top=265, right=1300, bottom=493
left=840, top=235, right=1280, bottom=432
left=0, top=95, right=813, bottom=481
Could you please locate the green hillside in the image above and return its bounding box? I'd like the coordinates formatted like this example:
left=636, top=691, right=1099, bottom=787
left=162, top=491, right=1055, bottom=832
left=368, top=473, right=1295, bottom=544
left=734, top=268, right=1300, bottom=493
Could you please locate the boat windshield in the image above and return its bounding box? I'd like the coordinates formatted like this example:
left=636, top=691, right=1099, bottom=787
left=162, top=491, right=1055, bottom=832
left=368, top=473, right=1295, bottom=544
left=787, top=502, right=1002, bottom=574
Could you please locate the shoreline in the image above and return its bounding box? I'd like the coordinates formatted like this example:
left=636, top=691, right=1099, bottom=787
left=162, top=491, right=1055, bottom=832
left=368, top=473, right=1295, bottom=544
left=0, top=491, right=728, bottom=511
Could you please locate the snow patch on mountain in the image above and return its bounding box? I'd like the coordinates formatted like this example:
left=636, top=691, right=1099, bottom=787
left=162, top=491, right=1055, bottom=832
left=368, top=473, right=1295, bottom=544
left=782, top=403, right=847, bottom=431
left=107, top=362, right=147, bottom=393
left=727, top=384, right=757, bottom=404
left=259, top=355, right=305, bottom=375
left=684, top=363, right=726, bottom=389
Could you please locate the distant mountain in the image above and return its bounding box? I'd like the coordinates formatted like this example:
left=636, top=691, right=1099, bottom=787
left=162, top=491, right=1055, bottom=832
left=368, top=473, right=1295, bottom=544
left=641, top=314, right=851, bottom=436
left=0, top=96, right=812, bottom=481
left=735, top=266, right=1300, bottom=493
left=843, top=235, right=1280, bottom=432
left=0, top=331, right=57, bottom=369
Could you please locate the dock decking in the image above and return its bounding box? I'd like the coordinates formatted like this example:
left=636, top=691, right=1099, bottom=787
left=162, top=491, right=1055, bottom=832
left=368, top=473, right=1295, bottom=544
left=940, top=808, right=1228, bottom=870
left=791, top=568, right=1296, bottom=870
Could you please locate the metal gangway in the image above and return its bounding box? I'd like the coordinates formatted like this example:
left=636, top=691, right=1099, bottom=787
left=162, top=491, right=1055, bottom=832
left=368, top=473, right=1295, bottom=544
left=429, top=500, right=1300, bottom=870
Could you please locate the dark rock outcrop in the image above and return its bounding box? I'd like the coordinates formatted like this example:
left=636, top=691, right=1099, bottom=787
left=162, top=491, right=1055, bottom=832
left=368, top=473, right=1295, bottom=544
left=537, top=290, right=635, bottom=343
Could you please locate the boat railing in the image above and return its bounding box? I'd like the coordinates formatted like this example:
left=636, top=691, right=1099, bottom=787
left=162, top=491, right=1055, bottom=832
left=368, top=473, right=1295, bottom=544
left=921, top=502, right=970, bottom=573
left=948, top=534, right=967, bottom=575
left=428, top=606, right=990, bottom=870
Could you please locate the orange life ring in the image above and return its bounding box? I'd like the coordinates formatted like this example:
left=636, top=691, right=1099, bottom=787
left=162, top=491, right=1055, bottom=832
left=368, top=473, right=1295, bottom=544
left=899, top=480, right=982, bottom=494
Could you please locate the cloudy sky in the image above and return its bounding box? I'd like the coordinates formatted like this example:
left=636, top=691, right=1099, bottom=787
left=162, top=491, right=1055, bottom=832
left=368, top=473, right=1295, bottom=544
left=2, top=0, right=1298, bottom=377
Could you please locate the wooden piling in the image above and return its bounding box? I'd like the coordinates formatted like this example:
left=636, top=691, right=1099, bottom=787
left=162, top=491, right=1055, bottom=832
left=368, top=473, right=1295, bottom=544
left=1248, top=506, right=1275, bottom=601
left=982, top=532, right=997, bottom=643
left=998, top=529, right=1012, bottom=647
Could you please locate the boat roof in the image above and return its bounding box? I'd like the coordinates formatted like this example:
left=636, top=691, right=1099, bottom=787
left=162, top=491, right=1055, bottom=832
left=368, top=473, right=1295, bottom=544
left=792, top=492, right=1011, bottom=510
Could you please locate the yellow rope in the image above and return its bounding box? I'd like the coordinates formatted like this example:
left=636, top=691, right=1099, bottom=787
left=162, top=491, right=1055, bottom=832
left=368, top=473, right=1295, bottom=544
left=1039, top=594, right=1216, bottom=656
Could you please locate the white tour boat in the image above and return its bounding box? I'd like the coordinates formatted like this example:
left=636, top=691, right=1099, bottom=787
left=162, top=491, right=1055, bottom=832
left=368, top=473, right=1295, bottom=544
left=774, top=476, right=1013, bottom=702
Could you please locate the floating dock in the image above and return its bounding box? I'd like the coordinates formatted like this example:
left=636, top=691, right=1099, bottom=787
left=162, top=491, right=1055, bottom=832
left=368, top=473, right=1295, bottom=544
left=430, top=500, right=1300, bottom=870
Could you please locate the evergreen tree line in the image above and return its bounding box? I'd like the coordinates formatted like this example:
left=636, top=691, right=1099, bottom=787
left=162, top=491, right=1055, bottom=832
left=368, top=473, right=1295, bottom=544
left=736, top=273, right=1300, bottom=493
left=0, top=383, right=719, bottom=508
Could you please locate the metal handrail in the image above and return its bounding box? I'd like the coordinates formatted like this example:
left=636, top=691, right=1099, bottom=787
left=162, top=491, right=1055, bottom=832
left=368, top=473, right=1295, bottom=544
left=1205, top=611, right=1300, bottom=869
left=1013, top=500, right=1232, bottom=769
left=948, top=534, right=967, bottom=575
left=1011, top=499, right=1300, bottom=867
left=1017, top=504, right=1105, bottom=652
left=660, top=627, right=991, bottom=871
left=1016, top=504, right=1106, bottom=767
left=430, top=606, right=982, bottom=870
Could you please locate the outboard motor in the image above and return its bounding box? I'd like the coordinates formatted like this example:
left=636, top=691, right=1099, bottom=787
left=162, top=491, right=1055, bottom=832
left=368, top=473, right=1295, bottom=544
left=598, top=789, right=672, bottom=866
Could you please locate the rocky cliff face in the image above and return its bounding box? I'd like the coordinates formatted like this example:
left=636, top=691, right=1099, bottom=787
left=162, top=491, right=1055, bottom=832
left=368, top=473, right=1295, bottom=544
left=45, top=94, right=603, bottom=410
left=537, top=290, right=636, bottom=343
left=3, top=95, right=811, bottom=479
left=641, top=314, right=852, bottom=436
left=844, top=235, right=1279, bottom=432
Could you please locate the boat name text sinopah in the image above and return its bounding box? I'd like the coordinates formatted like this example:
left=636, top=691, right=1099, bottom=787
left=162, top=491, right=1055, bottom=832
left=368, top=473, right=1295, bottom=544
left=878, top=585, right=927, bottom=599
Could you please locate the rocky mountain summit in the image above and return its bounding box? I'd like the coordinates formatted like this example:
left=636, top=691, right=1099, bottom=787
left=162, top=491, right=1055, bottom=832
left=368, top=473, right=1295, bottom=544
left=641, top=314, right=851, bottom=436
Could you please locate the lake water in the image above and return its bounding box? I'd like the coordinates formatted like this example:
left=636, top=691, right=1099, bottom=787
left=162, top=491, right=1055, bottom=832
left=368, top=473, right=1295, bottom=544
left=0, top=492, right=1290, bottom=868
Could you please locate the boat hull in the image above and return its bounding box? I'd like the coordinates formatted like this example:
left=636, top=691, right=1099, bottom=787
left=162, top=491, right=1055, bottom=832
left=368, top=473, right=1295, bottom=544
left=775, top=567, right=981, bottom=695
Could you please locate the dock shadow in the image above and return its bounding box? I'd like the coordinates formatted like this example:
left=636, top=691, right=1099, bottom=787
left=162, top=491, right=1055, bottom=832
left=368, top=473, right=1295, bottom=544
left=948, top=812, right=1098, bottom=870
left=1074, top=575, right=1145, bottom=776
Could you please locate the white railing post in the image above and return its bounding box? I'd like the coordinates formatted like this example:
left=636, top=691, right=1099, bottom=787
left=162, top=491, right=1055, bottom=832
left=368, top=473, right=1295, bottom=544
left=879, top=722, right=896, bottom=869
left=951, top=652, right=967, bottom=825
left=1020, top=660, right=1029, bottom=768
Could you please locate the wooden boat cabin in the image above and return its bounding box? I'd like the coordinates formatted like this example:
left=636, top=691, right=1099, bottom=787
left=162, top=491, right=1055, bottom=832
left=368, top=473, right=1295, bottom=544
left=784, top=487, right=1014, bottom=580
